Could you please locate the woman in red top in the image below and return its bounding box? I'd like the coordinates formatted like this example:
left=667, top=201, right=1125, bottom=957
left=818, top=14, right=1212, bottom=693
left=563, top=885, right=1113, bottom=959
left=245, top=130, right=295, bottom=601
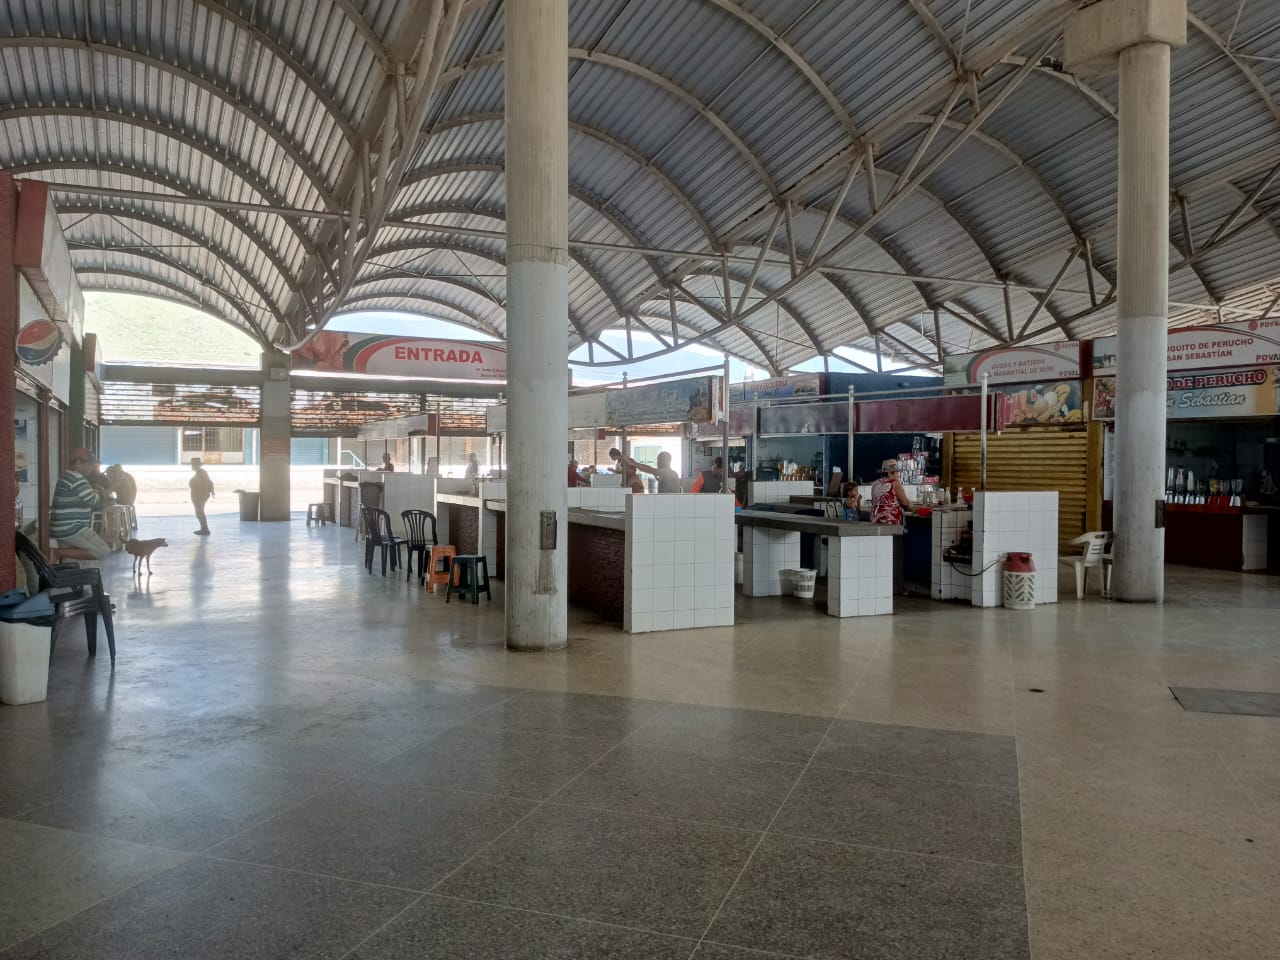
left=870, top=458, right=912, bottom=595
left=870, top=459, right=911, bottom=525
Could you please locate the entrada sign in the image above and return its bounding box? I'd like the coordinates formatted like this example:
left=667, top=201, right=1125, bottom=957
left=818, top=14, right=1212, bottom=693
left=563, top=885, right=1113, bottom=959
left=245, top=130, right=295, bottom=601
left=292, top=331, right=506, bottom=380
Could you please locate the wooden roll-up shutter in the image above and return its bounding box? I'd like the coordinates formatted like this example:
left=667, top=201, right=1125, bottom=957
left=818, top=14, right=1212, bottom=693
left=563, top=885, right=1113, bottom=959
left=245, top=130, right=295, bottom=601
left=950, top=430, right=1090, bottom=543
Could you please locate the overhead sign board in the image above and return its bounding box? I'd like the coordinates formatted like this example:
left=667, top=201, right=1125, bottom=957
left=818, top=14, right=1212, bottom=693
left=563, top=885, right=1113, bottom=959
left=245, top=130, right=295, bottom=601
left=293, top=331, right=506, bottom=380
left=1093, top=367, right=1280, bottom=420
left=604, top=377, right=715, bottom=426
left=729, top=374, right=821, bottom=403
left=1092, top=319, right=1280, bottom=375
left=944, top=342, right=1081, bottom=387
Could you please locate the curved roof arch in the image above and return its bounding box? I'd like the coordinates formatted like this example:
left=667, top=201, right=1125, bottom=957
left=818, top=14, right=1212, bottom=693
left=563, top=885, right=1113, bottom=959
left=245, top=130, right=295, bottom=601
left=4, top=0, right=1280, bottom=373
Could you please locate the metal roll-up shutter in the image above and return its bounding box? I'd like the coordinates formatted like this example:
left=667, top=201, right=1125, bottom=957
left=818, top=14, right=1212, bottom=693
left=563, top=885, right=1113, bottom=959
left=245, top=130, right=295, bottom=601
left=950, top=430, right=1090, bottom=543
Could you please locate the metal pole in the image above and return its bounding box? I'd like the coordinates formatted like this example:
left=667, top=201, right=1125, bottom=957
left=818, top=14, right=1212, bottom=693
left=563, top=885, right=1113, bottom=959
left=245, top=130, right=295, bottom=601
left=980, top=373, right=989, bottom=492
left=721, top=354, right=730, bottom=488
left=846, top=387, right=855, bottom=480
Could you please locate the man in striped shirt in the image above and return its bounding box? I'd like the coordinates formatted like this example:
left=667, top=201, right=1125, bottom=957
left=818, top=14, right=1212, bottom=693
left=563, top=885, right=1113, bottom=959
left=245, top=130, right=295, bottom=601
left=51, top=448, right=111, bottom=560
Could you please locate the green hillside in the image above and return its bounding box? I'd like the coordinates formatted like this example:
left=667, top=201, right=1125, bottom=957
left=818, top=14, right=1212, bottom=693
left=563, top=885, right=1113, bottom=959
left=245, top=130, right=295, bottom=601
left=83, top=292, right=262, bottom=367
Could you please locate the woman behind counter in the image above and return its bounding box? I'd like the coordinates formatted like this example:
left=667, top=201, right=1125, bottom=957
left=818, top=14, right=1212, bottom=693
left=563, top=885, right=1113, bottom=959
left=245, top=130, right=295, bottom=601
left=870, top=458, right=912, bottom=595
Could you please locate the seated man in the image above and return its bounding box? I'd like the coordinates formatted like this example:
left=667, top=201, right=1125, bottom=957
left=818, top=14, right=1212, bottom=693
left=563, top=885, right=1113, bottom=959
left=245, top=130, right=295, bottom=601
left=51, top=448, right=111, bottom=560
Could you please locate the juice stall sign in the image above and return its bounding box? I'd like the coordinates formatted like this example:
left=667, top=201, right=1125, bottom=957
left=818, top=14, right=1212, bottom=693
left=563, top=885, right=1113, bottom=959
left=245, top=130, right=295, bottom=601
left=1093, top=367, right=1280, bottom=420
left=944, top=342, right=1081, bottom=387
left=1092, top=318, right=1280, bottom=375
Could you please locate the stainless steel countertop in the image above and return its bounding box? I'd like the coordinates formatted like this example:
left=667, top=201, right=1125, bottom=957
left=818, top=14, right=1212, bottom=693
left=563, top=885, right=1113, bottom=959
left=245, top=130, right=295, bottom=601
left=735, top=509, right=902, bottom=537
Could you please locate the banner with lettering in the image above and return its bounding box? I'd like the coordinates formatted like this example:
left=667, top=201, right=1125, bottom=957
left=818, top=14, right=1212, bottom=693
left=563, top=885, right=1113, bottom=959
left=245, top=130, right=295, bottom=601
left=604, top=377, right=715, bottom=426
left=943, top=342, right=1081, bottom=387
left=1092, top=367, right=1280, bottom=420
left=1092, top=318, right=1280, bottom=375
left=292, top=331, right=506, bottom=380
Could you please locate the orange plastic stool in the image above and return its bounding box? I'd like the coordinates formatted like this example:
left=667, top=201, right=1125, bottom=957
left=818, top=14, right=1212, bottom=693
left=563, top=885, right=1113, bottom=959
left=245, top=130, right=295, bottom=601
left=425, top=545, right=457, bottom=593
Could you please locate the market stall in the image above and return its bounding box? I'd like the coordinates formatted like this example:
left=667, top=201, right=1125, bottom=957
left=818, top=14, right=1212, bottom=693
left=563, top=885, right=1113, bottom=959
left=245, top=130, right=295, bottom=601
left=1093, top=320, right=1280, bottom=571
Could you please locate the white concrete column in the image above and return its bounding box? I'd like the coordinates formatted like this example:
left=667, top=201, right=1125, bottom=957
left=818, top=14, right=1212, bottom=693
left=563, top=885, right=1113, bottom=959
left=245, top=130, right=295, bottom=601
left=504, top=0, right=569, bottom=650
left=1113, top=41, right=1170, bottom=601
left=1065, top=0, right=1185, bottom=602
left=259, top=359, right=291, bottom=521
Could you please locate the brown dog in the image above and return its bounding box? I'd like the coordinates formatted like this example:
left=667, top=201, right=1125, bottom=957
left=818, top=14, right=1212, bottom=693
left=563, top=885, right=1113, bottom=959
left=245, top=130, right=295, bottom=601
left=125, top=537, right=168, bottom=575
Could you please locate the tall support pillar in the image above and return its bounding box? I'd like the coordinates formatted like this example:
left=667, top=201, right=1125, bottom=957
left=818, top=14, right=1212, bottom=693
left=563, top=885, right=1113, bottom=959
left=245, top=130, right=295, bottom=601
left=505, top=0, right=569, bottom=650
left=1065, top=0, right=1186, bottom=602
left=259, top=354, right=291, bottom=521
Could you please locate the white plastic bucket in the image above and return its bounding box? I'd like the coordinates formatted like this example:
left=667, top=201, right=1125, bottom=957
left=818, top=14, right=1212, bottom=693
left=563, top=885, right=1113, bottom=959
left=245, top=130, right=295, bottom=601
left=793, top=568, right=817, bottom=599
left=778, top=569, right=797, bottom=594
left=0, top=621, right=51, bottom=704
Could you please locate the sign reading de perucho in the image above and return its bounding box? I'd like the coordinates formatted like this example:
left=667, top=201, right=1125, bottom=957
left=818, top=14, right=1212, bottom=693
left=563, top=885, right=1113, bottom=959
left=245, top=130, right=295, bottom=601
left=292, top=331, right=506, bottom=380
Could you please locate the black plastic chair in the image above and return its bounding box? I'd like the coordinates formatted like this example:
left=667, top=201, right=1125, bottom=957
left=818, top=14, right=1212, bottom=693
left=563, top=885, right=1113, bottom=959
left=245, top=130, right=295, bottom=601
left=15, top=532, right=116, bottom=663
left=355, top=481, right=383, bottom=542
left=362, top=506, right=404, bottom=576
left=400, top=509, right=438, bottom=583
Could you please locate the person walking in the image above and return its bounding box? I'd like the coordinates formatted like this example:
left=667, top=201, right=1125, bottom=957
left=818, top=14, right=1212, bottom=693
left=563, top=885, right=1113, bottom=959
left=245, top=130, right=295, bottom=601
left=189, top=457, right=215, bottom=536
left=465, top=452, right=481, bottom=479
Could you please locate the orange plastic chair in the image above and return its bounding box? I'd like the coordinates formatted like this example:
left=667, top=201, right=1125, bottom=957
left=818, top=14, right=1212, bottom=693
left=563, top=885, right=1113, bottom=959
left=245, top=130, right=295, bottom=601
left=425, top=545, right=457, bottom=593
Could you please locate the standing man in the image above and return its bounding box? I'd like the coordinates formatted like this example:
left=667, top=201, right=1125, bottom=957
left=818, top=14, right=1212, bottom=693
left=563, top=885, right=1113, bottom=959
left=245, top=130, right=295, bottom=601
left=627, top=451, right=681, bottom=493
left=51, top=448, right=111, bottom=559
left=189, top=457, right=215, bottom=536
left=464, top=452, right=481, bottom=479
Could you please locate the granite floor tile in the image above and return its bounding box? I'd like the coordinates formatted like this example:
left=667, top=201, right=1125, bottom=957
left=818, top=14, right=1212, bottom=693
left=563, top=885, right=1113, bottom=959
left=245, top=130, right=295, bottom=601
left=348, top=894, right=694, bottom=959
left=816, top=719, right=1018, bottom=787
left=435, top=803, right=759, bottom=937
left=16, top=754, right=332, bottom=852
left=627, top=702, right=832, bottom=764
left=368, top=723, right=616, bottom=800
left=469, top=689, right=669, bottom=739
left=706, top=833, right=1029, bottom=960
left=551, top=743, right=801, bottom=829
left=772, top=764, right=1022, bottom=865
left=0, top=856, right=417, bottom=959
left=0, top=819, right=191, bottom=951
left=0, top=732, right=125, bottom=818
left=210, top=779, right=535, bottom=890
left=692, top=944, right=804, bottom=959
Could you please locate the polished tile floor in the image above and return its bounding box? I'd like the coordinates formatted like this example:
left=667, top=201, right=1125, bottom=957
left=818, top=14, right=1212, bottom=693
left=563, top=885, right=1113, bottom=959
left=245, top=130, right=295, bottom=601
left=1, top=514, right=1278, bottom=959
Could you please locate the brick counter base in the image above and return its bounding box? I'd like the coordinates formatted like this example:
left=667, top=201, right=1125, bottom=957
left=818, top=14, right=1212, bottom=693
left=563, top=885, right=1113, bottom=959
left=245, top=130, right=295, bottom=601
left=567, top=523, right=625, bottom=622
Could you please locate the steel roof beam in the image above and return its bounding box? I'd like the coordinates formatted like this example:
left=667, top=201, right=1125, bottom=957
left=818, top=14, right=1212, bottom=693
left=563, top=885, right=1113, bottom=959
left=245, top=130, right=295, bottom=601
left=58, top=205, right=285, bottom=329
left=16, top=161, right=308, bottom=308
left=72, top=254, right=268, bottom=345
left=0, top=37, right=344, bottom=211
left=0, top=109, right=332, bottom=279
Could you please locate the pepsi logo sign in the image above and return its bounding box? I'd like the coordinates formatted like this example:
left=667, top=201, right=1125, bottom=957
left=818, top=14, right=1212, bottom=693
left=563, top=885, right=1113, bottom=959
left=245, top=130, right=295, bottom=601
left=16, top=319, right=63, bottom=366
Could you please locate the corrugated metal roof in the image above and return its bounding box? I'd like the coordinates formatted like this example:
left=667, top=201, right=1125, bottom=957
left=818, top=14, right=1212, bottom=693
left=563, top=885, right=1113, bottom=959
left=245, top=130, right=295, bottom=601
left=2, top=0, right=1278, bottom=371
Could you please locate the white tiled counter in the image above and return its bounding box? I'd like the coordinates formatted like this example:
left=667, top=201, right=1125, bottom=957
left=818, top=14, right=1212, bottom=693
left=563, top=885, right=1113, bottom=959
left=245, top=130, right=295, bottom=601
left=624, top=494, right=736, bottom=633
left=931, top=507, right=973, bottom=603
left=736, top=510, right=901, bottom=617
left=970, top=491, right=1059, bottom=607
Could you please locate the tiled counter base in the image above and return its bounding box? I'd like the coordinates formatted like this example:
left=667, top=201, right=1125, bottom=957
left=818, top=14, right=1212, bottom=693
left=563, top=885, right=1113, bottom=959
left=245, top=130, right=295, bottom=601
left=741, top=526, right=801, bottom=597
left=827, top=535, right=894, bottom=617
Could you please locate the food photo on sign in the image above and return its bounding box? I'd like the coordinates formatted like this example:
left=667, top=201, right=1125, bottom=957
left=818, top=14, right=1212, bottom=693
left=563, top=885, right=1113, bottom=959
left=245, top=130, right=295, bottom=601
left=1001, top=381, right=1083, bottom=424
left=1092, top=377, right=1116, bottom=421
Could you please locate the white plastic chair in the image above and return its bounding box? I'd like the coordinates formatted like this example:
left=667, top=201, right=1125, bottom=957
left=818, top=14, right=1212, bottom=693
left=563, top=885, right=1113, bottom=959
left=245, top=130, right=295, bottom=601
left=1060, top=531, right=1112, bottom=599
